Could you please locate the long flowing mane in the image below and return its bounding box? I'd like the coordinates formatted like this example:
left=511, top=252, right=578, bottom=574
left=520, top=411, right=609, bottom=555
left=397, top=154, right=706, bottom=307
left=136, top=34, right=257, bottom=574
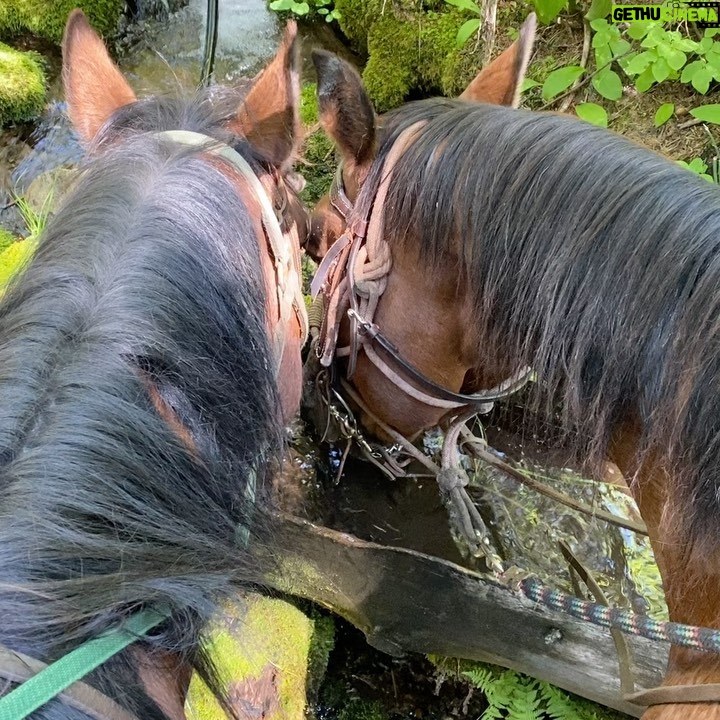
left=0, top=92, right=282, bottom=719
left=371, top=98, right=720, bottom=548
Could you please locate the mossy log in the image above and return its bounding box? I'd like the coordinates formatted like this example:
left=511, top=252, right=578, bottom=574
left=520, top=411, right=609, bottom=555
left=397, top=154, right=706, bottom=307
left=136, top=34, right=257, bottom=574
left=265, top=515, right=667, bottom=718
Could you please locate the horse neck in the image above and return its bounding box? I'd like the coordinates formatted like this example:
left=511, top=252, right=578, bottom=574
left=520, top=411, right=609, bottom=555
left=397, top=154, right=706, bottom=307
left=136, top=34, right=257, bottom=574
left=348, top=243, right=471, bottom=440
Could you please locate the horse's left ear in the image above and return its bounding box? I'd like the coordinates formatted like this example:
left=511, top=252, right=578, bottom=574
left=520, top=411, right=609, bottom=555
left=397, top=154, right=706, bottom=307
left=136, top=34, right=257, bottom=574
left=62, top=9, right=137, bottom=144
left=460, top=12, right=536, bottom=107
left=230, top=21, right=301, bottom=169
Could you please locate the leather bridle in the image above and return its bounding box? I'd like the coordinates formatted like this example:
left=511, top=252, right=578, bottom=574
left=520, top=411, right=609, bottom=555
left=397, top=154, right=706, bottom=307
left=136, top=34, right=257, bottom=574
left=310, top=122, right=531, bottom=415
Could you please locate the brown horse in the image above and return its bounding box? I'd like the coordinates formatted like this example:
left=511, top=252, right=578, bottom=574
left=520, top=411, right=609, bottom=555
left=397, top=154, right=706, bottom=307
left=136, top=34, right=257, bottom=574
left=0, top=10, right=306, bottom=720
left=308, top=17, right=720, bottom=719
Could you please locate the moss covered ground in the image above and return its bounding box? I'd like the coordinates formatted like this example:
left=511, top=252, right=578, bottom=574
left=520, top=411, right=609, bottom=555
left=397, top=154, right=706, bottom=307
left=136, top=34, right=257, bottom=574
left=0, top=0, right=125, bottom=44
left=0, top=43, right=45, bottom=126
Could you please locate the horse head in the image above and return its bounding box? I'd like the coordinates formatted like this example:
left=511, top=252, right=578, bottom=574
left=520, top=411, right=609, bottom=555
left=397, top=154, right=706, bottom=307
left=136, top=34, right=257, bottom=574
left=0, top=11, right=307, bottom=719
left=64, top=9, right=308, bottom=422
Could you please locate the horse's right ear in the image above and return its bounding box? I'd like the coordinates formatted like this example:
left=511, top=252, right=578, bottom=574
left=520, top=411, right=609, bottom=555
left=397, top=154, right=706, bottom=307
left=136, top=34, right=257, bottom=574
left=312, top=50, right=377, bottom=183
left=62, top=10, right=137, bottom=144
left=460, top=12, right=536, bottom=107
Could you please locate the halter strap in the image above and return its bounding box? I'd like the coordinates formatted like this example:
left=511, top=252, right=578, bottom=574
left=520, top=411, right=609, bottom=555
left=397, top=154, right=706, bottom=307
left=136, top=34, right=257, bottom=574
left=0, top=608, right=167, bottom=720
left=156, top=130, right=309, bottom=363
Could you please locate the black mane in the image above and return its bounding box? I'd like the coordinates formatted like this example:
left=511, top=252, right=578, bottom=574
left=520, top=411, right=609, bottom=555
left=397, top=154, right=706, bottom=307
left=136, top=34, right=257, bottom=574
left=0, top=92, right=281, bottom=719
left=372, top=98, right=720, bottom=547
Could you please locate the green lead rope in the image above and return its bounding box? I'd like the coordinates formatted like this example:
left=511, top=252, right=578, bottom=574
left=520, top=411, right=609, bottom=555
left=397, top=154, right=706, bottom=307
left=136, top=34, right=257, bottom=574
left=0, top=608, right=168, bottom=720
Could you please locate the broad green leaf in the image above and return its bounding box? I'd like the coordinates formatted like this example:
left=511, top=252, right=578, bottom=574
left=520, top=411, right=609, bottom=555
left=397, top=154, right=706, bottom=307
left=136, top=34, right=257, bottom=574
left=609, top=38, right=631, bottom=57
left=456, top=18, right=481, bottom=47
left=594, top=44, right=612, bottom=69
left=590, top=18, right=609, bottom=31
left=635, top=65, right=656, bottom=91
left=651, top=57, right=670, bottom=83
left=698, top=37, right=714, bottom=53
left=624, top=51, right=653, bottom=75
left=690, top=104, right=720, bottom=124
left=692, top=66, right=713, bottom=93
left=666, top=48, right=687, bottom=71
left=681, top=60, right=706, bottom=83
left=317, top=6, right=328, bottom=12
left=705, top=28, right=720, bottom=38
left=675, top=37, right=700, bottom=52
left=534, top=0, right=568, bottom=24
left=626, top=23, right=651, bottom=40
left=521, top=77, right=541, bottom=92
left=654, top=103, right=674, bottom=127
left=292, top=1, right=310, bottom=13
left=688, top=158, right=709, bottom=173
left=269, top=0, right=294, bottom=8
left=541, top=65, right=585, bottom=100
left=586, top=0, right=611, bottom=21
left=576, top=102, right=608, bottom=127
left=444, top=0, right=481, bottom=13
left=592, top=68, right=623, bottom=100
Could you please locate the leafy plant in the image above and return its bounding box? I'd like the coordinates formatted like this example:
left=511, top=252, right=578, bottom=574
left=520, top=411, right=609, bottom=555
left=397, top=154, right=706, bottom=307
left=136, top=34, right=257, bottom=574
left=268, top=0, right=341, bottom=22
left=677, top=157, right=716, bottom=182
left=534, top=0, right=568, bottom=26
left=444, top=0, right=482, bottom=48
left=461, top=664, right=622, bottom=719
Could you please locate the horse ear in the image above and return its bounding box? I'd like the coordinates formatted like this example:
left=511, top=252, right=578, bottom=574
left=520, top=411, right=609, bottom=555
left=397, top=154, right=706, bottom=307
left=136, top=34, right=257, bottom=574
left=231, top=21, right=301, bottom=169
left=312, top=49, right=377, bottom=180
left=460, top=12, right=536, bottom=107
left=62, top=9, right=137, bottom=144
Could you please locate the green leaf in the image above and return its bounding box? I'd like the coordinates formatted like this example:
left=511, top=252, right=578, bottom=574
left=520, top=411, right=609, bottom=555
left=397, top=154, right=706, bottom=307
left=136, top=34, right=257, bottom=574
left=594, top=44, right=612, bottom=68
left=692, top=66, right=713, bottom=93
left=624, top=51, right=653, bottom=75
left=292, top=0, right=310, bottom=13
left=699, top=37, right=714, bottom=53
left=317, top=6, right=328, bottom=12
left=269, top=0, right=294, bottom=8
left=666, top=48, right=687, bottom=71
left=688, top=157, right=708, bottom=173
left=705, top=28, right=720, bottom=38
left=444, top=0, right=481, bottom=13
left=654, top=102, right=674, bottom=127
left=576, top=102, right=608, bottom=127
left=592, top=68, right=623, bottom=100
left=690, top=104, right=720, bottom=124
left=534, top=0, right=568, bottom=24
left=456, top=18, right=481, bottom=47
left=609, top=38, right=631, bottom=57
left=586, top=0, right=611, bottom=20
left=521, top=77, right=541, bottom=92
left=635, top=65, right=656, bottom=91
left=651, top=56, right=670, bottom=83
left=626, top=23, right=651, bottom=40
left=541, top=65, right=585, bottom=100
left=681, top=60, right=706, bottom=83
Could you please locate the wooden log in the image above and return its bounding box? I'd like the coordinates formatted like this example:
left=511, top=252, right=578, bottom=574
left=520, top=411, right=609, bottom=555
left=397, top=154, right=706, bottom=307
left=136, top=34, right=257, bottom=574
left=265, top=514, right=668, bottom=718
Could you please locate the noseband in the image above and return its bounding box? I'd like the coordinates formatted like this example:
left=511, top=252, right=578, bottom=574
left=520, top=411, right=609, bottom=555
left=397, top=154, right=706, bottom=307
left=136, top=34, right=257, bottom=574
left=311, top=122, right=531, bottom=414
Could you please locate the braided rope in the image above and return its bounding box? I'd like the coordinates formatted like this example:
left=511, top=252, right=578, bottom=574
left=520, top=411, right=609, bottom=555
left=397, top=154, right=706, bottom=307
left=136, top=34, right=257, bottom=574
left=520, top=577, right=720, bottom=654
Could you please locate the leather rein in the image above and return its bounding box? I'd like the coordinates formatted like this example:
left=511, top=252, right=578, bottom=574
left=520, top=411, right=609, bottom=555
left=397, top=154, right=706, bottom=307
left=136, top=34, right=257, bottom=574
left=311, top=122, right=531, bottom=414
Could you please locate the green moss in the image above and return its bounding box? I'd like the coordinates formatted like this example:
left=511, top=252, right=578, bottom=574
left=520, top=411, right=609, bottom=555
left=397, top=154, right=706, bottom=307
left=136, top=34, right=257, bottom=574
left=300, top=129, right=335, bottom=206
left=0, top=43, right=46, bottom=126
left=0, top=237, right=38, bottom=296
left=333, top=1, right=479, bottom=112
left=300, top=82, right=319, bottom=126
left=0, top=0, right=125, bottom=44
left=0, top=227, right=16, bottom=254
left=187, top=595, right=321, bottom=719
